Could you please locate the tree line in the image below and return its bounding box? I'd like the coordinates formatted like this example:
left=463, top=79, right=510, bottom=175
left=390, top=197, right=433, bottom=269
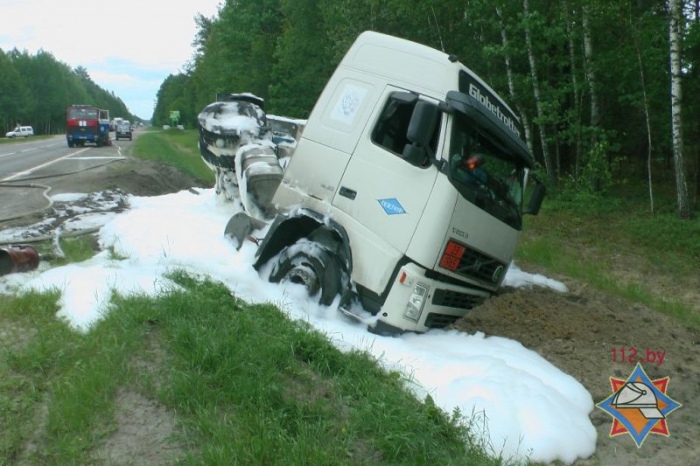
left=0, top=48, right=136, bottom=136
left=153, top=0, right=697, bottom=218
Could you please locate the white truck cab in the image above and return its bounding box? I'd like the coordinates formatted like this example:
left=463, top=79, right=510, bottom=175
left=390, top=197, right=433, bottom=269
left=217, top=31, right=544, bottom=335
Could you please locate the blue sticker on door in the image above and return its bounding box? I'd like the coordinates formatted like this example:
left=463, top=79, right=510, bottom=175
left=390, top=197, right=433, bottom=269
left=378, top=198, right=406, bottom=215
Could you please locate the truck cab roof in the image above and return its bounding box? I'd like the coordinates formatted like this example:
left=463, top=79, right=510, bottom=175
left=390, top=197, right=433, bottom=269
left=304, top=31, right=534, bottom=169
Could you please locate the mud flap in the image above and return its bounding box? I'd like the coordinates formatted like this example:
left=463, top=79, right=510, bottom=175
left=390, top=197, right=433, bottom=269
left=224, top=212, right=267, bottom=250
left=368, top=319, right=406, bottom=337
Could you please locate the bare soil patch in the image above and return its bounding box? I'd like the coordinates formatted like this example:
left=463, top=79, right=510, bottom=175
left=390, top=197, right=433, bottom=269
left=453, top=268, right=700, bottom=465
left=90, top=389, right=183, bottom=466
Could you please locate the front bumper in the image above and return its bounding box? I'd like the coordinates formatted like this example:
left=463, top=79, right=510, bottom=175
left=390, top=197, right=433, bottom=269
left=67, top=134, right=96, bottom=141
left=369, top=262, right=490, bottom=335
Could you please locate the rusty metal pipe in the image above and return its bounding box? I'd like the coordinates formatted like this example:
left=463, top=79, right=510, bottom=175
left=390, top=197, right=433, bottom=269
left=0, top=245, right=40, bottom=276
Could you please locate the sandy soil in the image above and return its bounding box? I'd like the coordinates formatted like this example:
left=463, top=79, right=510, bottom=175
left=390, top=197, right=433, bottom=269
left=2, top=150, right=697, bottom=465
left=453, top=267, right=700, bottom=465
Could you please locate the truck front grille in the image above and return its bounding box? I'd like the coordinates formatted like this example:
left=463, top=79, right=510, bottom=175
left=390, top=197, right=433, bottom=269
left=424, top=312, right=461, bottom=329
left=432, top=288, right=485, bottom=310
left=70, top=127, right=96, bottom=137
left=449, top=245, right=506, bottom=285
left=422, top=289, right=486, bottom=329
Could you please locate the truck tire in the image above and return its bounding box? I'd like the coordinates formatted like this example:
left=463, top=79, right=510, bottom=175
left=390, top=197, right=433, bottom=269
left=268, top=242, right=346, bottom=306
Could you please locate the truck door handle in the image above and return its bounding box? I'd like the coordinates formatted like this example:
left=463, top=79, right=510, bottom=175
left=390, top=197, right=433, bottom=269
left=339, top=186, right=357, bottom=200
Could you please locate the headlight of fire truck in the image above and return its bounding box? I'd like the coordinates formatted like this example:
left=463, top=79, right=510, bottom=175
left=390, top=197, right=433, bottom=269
left=404, top=283, right=429, bottom=322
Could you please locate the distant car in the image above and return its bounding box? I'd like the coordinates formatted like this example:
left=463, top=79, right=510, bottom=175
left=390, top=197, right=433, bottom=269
left=115, top=122, right=132, bottom=141
left=5, top=126, right=34, bottom=138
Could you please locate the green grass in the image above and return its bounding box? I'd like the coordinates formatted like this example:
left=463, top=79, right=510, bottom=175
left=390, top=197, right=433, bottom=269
left=0, top=272, right=506, bottom=465
left=52, top=236, right=99, bottom=265
left=132, top=129, right=215, bottom=185
left=515, top=179, right=699, bottom=326
left=0, top=135, right=55, bottom=145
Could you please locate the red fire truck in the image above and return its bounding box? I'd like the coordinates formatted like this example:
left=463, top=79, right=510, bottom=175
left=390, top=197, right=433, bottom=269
left=66, top=105, right=111, bottom=147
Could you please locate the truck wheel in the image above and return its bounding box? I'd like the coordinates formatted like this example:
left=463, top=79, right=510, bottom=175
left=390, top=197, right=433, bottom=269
left=268, top=243, right=345, bottom=306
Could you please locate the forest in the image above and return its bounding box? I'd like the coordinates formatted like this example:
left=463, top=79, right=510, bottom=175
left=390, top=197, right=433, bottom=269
left=152, top=0, right=699, bottom=218
left=0, top=48, right=136, bottom=135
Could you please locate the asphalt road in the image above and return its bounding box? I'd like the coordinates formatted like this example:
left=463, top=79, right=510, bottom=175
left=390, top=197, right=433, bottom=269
left=0, top=135, right=129, bottom=181
left=0, top=133, right=133, bottom=224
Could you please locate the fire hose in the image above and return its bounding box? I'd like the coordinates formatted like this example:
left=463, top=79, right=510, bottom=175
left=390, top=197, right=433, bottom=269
left=0, top=157, right=125, bottom=275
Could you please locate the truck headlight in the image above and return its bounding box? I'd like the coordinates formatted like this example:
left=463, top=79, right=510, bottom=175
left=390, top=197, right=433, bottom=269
left=404, top=283, right=428, bottom=322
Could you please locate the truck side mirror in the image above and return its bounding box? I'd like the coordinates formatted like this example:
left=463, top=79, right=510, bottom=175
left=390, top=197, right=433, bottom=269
left=524, top=180, right=546, bottom=215
left=402, top=101, right=439, bottom=165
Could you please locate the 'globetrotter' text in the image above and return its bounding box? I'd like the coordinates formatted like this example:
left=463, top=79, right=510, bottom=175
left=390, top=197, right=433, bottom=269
left=469, top=83, right=521, bottom=139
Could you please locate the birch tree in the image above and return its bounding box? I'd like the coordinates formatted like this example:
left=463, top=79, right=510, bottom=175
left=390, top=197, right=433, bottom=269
left=668, top=0, right=692, bottom=218
left=582, top=5, right=600, bottom=130
left=562, top=0, right=583, bottom=177
left=628, top=8, right=656, bottom=214
left=496, top=6, right=533, bottom=155
left=523, top=0, right=554, bottom=182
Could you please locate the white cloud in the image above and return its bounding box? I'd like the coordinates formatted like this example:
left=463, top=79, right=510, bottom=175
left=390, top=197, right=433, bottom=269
left=0, top=0, right=222, bottom=118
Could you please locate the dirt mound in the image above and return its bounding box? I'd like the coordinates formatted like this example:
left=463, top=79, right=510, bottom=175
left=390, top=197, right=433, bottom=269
left=452, top=275, right=700, bottom=465
left=49, top=157, right=208, bottom=198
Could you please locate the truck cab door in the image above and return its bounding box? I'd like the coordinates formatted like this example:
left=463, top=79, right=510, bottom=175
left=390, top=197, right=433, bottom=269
left=333, top=89, right=442, bottom=255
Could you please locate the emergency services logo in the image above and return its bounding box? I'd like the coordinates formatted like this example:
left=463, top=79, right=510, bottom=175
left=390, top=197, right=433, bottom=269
left=596, top=363, right=682, bottom=447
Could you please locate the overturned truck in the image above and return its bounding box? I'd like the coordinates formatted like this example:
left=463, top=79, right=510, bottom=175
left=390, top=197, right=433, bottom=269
left=197, top=31, right=545, bottom=335
left=198, top=93, right=304, bottom=219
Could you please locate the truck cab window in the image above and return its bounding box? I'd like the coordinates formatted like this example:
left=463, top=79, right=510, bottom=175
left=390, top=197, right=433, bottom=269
left=448, top=116, right=524, bottom=229
left=371, top=93, right=440, bottom=167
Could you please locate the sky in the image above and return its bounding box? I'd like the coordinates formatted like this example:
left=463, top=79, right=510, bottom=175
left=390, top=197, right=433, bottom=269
left=0, top=187, right=598, bottom=464
left=0, top=0, right=223, bottom=120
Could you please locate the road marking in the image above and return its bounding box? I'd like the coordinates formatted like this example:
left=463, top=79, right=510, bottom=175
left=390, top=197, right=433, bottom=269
left=1, top=147, right=90, bottom=181
left=1, top=140, right=63, bottom=157
left=68, top=156, right=126, bottom=160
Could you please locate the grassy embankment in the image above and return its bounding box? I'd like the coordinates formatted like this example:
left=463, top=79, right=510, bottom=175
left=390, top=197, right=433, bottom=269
left=131, top=128, right=215, bottom=185
left=1, top=129, right=505, bottom=465
left=517, top=172, right=699, bottom=327
left=0, top=135, right=56, bottom=145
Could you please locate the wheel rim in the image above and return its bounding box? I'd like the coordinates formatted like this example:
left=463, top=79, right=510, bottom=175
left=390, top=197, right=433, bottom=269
left=284, top=263, right=321, bottom=296
left=268, top=242, right=345, bottom=306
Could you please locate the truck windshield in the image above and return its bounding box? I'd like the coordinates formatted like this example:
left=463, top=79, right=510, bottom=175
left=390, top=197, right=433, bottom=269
left=69, top=108, right=98, bottom=120
left=447, top=113, right=524, bottom=230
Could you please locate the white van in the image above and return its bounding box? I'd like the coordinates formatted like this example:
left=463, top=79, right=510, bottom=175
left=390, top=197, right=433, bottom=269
left=5, top=126, right=34, bottom=138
